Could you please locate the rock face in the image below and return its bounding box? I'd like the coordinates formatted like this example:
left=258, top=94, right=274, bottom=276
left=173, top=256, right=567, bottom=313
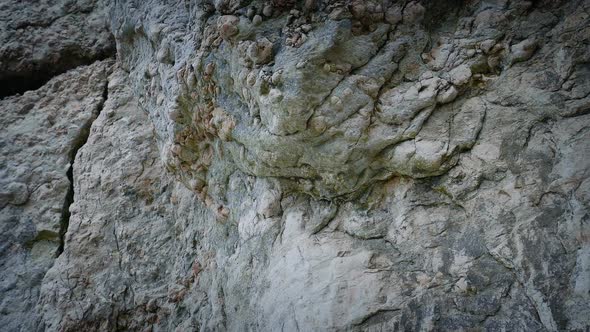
left=1, top=0, right=589, bottom=331
left=0, top=61, right=111, bottom=331
left=0, top=0, right=114, bottom=97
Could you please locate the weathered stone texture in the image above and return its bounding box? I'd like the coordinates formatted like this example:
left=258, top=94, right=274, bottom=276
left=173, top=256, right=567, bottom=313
left=0, top=60, right=111, bottom=331
left=1, top=0, right=589, bottom=331
left=0, top=0, right=114, bottom=96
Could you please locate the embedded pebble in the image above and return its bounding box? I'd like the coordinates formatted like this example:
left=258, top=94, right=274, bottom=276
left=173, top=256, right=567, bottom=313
left=437, top=85, right=459, bottom=104
left=263, top=5, right=273, bottom=17
left=246, top=71, right=257, bottom=86
left=271, top=70, right=282, bottom=85
left=156, top=46, right=172, bottom=64
left=301, top=24, right=312, bottom=33
left=218, top=15, right=239, bottom=40
left=190, top=178, right=205, bottom=190
left=7, top=182, right=29, bottom=205
left=480, top=39, right=496, bottom=54
left=204, top=63, right=215, bottom=75
left=246, top=7, right=256, bottom=19
left=309, top=117, right=327, bottom=133
left=510, top=38, right=538, bottom=64
left=252, top=14, right=263, bottom=26
left=248, top=38, right=274, bottom=65
left=449, top=64, right=472, bottom=85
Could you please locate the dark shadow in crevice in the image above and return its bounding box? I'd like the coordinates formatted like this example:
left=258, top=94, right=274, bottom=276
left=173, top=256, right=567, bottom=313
left=422, top=0, right=467, bottom=33
left=56, top=79, right=109, bottom=257
left=0, top=44, right=115, bottom=99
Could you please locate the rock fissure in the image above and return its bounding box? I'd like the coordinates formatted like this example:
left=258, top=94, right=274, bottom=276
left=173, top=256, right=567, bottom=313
left=0, top=52, right=115, bottom=100
left=0, top=0, right=115, bottom=99
left=57, top=79, right=109, bottom=257
left=1, top=0, right=589, bottom=331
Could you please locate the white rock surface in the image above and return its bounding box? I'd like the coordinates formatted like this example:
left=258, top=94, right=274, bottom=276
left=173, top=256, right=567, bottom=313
left=1, top=0, right=589, bottom=331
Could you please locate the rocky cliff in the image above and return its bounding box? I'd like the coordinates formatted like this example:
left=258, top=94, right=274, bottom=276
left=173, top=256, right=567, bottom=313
left=1, top=0, right=589, bottom=331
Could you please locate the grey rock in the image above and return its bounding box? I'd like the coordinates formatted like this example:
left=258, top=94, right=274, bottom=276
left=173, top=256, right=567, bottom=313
left=510, top=38, right=539, bottom=64
left=252, top=14, right=263, bottom=26
left=1, top=0, right=589, bottom=331
left=0, top=60, right=111, bottom=331
left=262, top=5, right=273, bottom=17
left=0, top=0, right=114, bottom=97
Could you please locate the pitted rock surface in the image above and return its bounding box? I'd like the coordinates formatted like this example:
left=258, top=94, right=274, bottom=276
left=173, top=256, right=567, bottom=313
left=1, top=0, right=589, bottom=331
left=0, top=0, right=114, bottom=97
left=0, top=60, right=111, bottom=331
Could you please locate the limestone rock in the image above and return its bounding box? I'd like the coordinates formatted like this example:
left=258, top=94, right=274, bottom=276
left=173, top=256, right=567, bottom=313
left=1, top=0, right=590, bottom=331
left=0, top=0, right=114, bottom=97
left=0, top=60, right=111, bottom=331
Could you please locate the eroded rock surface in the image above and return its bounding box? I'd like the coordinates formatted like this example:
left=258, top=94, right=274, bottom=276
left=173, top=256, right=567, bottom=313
left=0, top=60, right=111, bottom=331
left=1, top=0, right=589, bottom=331
left=0, top=0, right=114, bottom=97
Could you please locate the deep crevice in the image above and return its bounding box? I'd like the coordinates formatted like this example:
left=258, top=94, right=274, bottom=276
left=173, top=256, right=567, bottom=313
left=0, top=43, right=115, bottom=99
left=56, top=78, right=109, bottom=257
